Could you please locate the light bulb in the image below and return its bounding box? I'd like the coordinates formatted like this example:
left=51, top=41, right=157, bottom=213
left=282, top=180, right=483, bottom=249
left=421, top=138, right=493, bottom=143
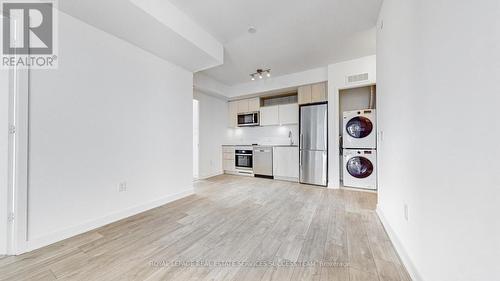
left=251, top=76, right=255, bottom=81
left=266, top=72, right=271, bottom=77
left=259, top=74, right=263, bottom=79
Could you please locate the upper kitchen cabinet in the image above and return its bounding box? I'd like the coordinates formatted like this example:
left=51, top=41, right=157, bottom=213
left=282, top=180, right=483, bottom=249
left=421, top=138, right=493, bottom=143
left=278, top=103, right=299, bottom=125
left=260, top=105, right=280, bottom=126
left=237, top=97, right=260, bottom=114
left=237, top=99, right=249, bottom=113
left=228, top=97, right=261, bottom=127
left=298, top=85, right=312, bottom=104
left=260, top=103, right=299, bottom=126
left=228, top=101, right=238, bottom=128
left=298, top=82, right=327, bottom=105
left=311, top=83, right=327, bottom=102
left=248, top=98, right=260, bottom=112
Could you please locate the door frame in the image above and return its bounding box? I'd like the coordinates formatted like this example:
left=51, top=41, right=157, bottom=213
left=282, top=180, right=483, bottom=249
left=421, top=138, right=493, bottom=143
left=4, top=16, right=30, bottom=254
left=192, top=99, right=199, bottom=180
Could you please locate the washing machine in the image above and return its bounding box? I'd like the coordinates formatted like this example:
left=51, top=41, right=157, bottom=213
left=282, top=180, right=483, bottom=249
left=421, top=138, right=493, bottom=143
left=343, top=149, right=377, bottom=190
left=343, top=109, right=376, bottom=149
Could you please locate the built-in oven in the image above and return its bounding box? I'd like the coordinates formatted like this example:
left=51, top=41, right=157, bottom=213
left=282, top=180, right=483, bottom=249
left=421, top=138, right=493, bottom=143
left=235, top=148, right=253, bottom=171
left=237, top=112, right=259, bottom=127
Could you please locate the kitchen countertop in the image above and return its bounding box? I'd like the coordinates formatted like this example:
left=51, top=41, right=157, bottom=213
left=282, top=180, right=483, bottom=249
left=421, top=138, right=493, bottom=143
left=222, top=144, right=298, bottom=147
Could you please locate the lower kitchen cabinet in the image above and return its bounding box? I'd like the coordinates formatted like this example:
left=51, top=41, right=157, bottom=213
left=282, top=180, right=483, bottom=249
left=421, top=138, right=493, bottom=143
left=222, top=146, right=236, bottom=173
left=273, top=146, right=299, bottom=182
left=223, top=160, right=235, bottom=172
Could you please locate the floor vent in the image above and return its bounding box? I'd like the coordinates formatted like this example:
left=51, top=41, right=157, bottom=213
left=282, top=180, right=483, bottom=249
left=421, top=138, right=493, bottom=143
left=346, top=73, right=369, bottom=84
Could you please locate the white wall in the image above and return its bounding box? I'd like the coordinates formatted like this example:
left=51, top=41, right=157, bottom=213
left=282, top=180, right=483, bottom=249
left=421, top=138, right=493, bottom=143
left=24, top=12, right=193, bottom=250
left=193, top=91, right=228, bottom=179
left=194, top=73, right=232, bottom=99
left=376, top=1, right=500, bottom=281
left=327, top=55, right=377, bottom=188
left=226, top=125, right=299, bottom=146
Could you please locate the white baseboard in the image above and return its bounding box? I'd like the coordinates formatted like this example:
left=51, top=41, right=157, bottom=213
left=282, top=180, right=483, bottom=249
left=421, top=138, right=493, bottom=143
left=197, top=171, right=223, bottom=180
left=341, top=186, right=377, bottom=193
left=274, top=176, right=298, bottom=183
left=24, top=188, right=194, bottom=253
left=376, top=207, right=423, bottom=281
left=327, top=183, right=341, bottom=189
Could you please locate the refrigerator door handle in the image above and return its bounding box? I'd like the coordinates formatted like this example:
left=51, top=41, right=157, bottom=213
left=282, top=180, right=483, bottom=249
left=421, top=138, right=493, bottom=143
left=300, top=134, right=303, bottom=149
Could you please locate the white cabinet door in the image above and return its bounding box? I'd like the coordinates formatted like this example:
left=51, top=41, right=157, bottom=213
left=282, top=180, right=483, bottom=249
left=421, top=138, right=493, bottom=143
left=228, top=101, right=238, bottom=128
left=248, top=98, right=260, bottom=112
left=273, top=147, right=299, bottom=181
left=278, top=103, right=299, bottom=125
left=222, top=146, right=236, bottom=172
left=237, top=100, right=249, bottom=113
left=260, top=106, right=279, bottom=126
left=223, top=159, right=235, bottom=172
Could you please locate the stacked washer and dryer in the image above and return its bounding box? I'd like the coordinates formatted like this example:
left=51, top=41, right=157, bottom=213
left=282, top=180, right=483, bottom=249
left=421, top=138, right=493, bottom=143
left=342, top=109, right=377, bottom=190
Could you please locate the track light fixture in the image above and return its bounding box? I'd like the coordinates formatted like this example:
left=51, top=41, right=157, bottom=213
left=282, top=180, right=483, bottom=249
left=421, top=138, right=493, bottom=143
left=250, top=69, right=271, bottom=81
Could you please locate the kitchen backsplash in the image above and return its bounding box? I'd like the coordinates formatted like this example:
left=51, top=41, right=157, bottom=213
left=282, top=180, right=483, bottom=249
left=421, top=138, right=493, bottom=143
left=225, top=125, right=299, bottom=145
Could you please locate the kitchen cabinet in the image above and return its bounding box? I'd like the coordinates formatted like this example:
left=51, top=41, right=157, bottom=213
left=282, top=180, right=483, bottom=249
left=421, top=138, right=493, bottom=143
left=273, top=146, right=299, bottom=182
left=298, top=85, right=312, bottom=104
left=311, top=82, right=327, bottom=102
left=228, top=101, right=238, bottom=128
left=298, top=82, right=327, bottom=104
left=278, top=103, right=299, bottom=125
left=236, top=97, right=260, bottom=114
left=248, top=98, right=260, bottom=112
left=237, top=99, right=249, bottom=113
left=260, top=105, right=280, bottom=126
left=260, top=103, right=298, bottom=126
left=222, top=146, right=236, bottom=173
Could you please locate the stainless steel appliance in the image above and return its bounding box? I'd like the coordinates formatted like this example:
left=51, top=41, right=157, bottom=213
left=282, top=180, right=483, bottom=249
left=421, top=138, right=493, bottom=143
left=237, top=112, right=259, bottom=127
left=235, top=147, right=253, bottom=175
left=253, top=146, right=273, bottom=178
left=300, top=103, right=328, bottom=186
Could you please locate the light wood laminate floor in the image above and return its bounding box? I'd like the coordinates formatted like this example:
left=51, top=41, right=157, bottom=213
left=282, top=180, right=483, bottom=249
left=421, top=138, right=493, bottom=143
left=0, top=175, right=411, bottom=281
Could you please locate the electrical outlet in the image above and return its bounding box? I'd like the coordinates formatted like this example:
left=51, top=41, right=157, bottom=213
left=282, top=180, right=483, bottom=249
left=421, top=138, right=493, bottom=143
left=404, top=204, right=409, bottom=221
left=119, top=182, right=127, bottom=192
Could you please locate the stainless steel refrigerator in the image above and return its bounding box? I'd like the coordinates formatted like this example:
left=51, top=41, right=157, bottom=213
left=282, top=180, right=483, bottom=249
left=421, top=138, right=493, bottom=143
left=300, top=103, right=328, bottom=186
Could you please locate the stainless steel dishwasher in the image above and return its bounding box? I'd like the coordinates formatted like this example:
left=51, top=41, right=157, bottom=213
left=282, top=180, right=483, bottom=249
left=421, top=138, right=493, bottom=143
left=253, top=146, right=273, bottom=178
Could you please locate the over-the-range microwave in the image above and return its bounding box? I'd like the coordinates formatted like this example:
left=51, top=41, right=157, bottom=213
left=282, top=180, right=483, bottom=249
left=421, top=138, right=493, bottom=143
left=237, top=112, right=259, bottom=127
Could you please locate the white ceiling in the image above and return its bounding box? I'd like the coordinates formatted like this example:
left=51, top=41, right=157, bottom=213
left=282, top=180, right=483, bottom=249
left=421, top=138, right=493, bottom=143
left=58, top=0, right=223, bottom=72
left=169, top=0, right=383, bottom=85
